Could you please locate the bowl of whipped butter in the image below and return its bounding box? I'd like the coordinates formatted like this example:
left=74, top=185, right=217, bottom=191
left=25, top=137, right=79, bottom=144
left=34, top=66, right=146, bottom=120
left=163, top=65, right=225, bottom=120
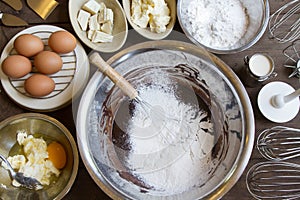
left=122, top=0, right=176, bottom=40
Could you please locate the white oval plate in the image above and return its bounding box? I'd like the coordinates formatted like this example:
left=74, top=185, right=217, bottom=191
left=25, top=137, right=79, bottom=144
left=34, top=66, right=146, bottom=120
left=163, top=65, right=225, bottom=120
left=0, top=25, right=90, bottom=112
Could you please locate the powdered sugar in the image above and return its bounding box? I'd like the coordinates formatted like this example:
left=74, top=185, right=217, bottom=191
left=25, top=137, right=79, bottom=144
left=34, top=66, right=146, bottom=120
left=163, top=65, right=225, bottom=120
left=181, top=0, right=248, bottom=49
left=124, top=79, right=216, bottom=195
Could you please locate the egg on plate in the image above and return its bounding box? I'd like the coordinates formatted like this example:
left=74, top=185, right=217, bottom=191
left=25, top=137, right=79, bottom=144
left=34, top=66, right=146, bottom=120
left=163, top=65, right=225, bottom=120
left=24, top=74, right=55, bottom=97
left=48, top=31, right=77, bottom=54
left=1, top=55, right=32, bottom=78
left=34, top=51, right=63, bottom=74
left=13, top=34, right=44, bottom=57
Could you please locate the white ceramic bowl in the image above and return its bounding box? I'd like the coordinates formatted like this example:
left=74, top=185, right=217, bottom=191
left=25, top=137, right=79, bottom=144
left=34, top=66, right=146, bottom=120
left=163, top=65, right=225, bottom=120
left=69, top=0, right=128, bottom=52
left=0, top=113, right=79, bottom=200
left=177, top=0, right=270, bottom=54
left=122, top=0, right=176, bottom=40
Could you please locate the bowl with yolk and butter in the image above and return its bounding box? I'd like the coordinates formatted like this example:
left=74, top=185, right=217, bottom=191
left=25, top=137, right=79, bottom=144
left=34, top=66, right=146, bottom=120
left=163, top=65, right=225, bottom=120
left=0, top=113, right=78, bottom=200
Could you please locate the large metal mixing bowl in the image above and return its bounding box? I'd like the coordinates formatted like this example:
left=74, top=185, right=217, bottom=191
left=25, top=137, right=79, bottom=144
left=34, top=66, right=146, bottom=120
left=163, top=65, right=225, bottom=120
left=76, top=41, right=254, bottom=199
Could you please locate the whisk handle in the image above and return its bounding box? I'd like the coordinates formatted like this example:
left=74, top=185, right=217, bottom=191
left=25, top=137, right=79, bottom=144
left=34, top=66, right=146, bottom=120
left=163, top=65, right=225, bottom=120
left=89, top=52, right=138, bottom=99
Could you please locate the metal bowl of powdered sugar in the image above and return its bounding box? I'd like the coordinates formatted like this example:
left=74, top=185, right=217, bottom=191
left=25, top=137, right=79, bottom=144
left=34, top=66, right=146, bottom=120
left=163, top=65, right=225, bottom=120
left=76, top=41, right=255, bottom=199
left=177, top=0, right=269, bottom=54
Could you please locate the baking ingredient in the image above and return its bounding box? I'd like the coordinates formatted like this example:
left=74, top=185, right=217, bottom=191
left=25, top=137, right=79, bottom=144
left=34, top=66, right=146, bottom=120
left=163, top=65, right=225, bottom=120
left=24, top=74, right=55, bottom=97
left=1, top=55, right=32, bottom=78
left=124, top=83, right=214, bottom=195
left=3, top=130, right=60, bottom=187
left=77, top=9, right=91, bottom=31
left=89, top=30, right=113, bottom=43
left=48, top=31, right=77, bottom=54
left=249, top=54, right=273, bottom=77
left=82, top=0, right=102, bottom=14
left=77, top=0, right=114, bottom=43
left=47, top=141, right=67, bottom=169
left=181, top=0, right=248, bottom=49
left=34, top=51, right=63, bottom=74
left=131, top=0, right=171, bottom=33
left=13, top=34, right=44, bottom=57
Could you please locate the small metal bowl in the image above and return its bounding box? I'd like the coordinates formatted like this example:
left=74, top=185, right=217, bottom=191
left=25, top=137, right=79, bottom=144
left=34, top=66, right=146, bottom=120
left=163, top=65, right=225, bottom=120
left=0, top=113, right=78, bottom=200
left=177, top=0, right=270, bottom=54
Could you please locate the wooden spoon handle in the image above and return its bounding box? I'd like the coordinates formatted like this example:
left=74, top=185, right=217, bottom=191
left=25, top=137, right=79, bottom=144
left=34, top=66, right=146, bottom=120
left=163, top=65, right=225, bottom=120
left=89, top=52, right=138, bottom=99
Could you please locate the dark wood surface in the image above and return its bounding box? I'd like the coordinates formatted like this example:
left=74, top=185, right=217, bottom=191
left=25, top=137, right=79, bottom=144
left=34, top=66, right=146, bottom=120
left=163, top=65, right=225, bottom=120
left=1, top=0, right=299, bottom=199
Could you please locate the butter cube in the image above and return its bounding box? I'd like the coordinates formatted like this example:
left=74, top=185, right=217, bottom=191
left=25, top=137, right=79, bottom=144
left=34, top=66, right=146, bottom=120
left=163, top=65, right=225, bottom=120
left=87, top=30, right=95, bottom=40
left=98, top=2, right=106, bottom=10
left=77, top=9, right=91, bottom=31
left=101, top=21, right=113, bottom=34
left=98, top=6, right=107, bottom=23
left=92, top=30, right=113, bottom=43
left=98, top=8, right=114, bottom=24
left=105, top=8, right=114, bottom=24
left=89, top=14, right=100, bottom=30
left=82, top=0, right=101, bottom=14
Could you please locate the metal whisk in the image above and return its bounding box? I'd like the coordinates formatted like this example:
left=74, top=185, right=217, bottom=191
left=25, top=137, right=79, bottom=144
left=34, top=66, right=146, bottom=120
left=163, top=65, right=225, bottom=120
left=246, top=161, right=300, bottom=199
left=269, top=0, right=300, bottom=43
left=257, top=126, right=300, bottom=161
left=89, top=52, right=191, bottom=145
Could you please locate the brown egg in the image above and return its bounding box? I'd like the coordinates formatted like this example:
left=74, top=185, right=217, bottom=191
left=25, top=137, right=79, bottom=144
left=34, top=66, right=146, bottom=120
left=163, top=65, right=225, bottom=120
left=34, top=51, right=63, bottom=74
left=14, top=34, right=44, bottom=57
left=24, top=74, right=55, bottom=97
left=48, top=31, right=77, bottom=54
left=1, top=55, right=32, bottom=78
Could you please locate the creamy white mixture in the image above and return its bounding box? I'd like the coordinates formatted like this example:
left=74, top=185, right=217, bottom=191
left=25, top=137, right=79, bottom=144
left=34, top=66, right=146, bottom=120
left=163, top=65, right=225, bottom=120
left=249, top=54, right=273, bottom=77
left=124, top=81, right=215, bottom=195
left=2, top=131, right=59, bottom=188
left=131, top=0, right=171, bottom=33
left=182, top=0, right=248, bottom=49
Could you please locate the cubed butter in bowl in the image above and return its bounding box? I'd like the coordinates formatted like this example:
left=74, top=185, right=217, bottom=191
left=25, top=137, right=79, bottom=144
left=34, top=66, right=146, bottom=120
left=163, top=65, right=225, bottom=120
left=69, top=0, right=128, bottom=52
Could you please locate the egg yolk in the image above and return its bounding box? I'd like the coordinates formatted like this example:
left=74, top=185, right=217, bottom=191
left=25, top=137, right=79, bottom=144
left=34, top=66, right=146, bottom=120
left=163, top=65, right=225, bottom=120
left=47, top=141, right=67, bottom=169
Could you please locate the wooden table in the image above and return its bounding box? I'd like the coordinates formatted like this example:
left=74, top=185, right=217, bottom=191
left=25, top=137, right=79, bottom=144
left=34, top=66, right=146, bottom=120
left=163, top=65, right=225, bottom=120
left=0, top=0, right=299, bottom=199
